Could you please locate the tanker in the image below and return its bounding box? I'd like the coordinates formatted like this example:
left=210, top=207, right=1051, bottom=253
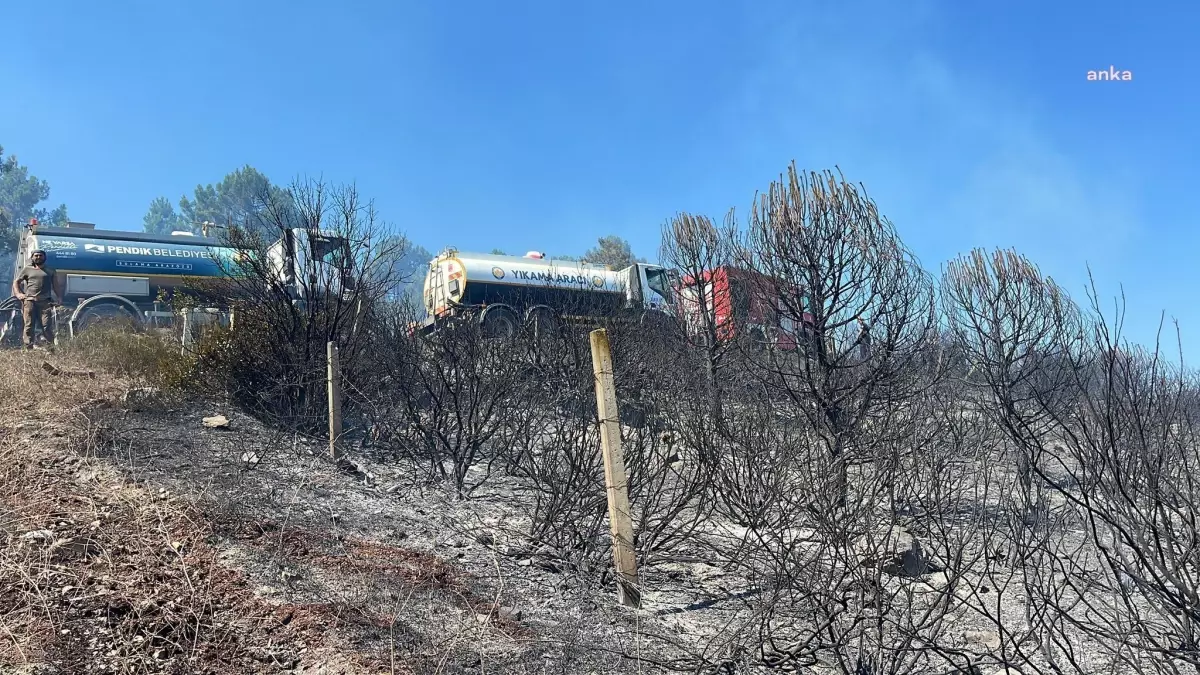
left=419, top=248, right=678, bottom=337
left=420, top=247, right=819, bottom=353
left=3, top=220, right=353, bottom=340
left=22, top=225, right=241, bottom=285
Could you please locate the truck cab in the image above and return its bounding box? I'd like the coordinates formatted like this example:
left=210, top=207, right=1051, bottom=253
left=676, top=266, right=815, bottom=351
left=616, top=263, right=678, bottom=315
left=266, top=228, right=356, bottom=300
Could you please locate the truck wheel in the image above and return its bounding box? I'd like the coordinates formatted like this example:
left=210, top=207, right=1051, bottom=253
left=480, top=307, right=519, bottom=340
left=76, top=303, right=137, bottom=333
left=526, top=307, right=558, bottom=341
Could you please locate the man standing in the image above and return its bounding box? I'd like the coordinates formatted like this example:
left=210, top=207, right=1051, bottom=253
left=12, top=249, right=62, bottom=350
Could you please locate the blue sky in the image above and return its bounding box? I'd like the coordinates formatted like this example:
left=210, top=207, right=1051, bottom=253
left=3, top=1, right=1197, bottom=357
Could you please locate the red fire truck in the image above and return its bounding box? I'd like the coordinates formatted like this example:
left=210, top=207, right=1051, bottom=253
left=676, top=266, right=815, bottom=351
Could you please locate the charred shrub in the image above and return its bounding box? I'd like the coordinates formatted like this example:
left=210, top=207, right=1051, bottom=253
left=180, top=177, right=411, bottom=432
left=359, top=311, right=526, bottom=495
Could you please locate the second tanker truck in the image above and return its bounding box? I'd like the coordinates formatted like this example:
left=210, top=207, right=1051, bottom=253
left=417, top=248, right=678, bottom=338
left=417, top=247, right=813, bottom=349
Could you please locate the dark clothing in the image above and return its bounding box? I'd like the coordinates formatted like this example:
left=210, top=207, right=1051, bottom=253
left=22, top=299, right=54, bottom=347
left=17, top=264, right=55, bottom=301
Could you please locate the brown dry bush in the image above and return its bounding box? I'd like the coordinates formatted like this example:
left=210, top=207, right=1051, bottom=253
left=62, top=321, right=191, bottom=388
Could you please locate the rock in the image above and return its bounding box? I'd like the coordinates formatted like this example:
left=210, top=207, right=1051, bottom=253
left=336, top=457, right=375, bottom=485
left=42, top=361, right=94, bottom=378
left=924, top=571, right=950, bottom=589
left=202, top=415, right=230, bottom=429
left=122, top=387, right=160, bottom=405
left=478, top=607, right=522, bottom=624
left=241, top=452, right=261, bottom=466
left=965, top=630, right=1002, bottom=651
left=516, top=558, right=533, bottom=567
left=50, top=538, right=100, bottom=560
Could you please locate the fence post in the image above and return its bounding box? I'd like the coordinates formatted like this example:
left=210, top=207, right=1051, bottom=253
left=589, top=328, right=641, bottom=608
left=327, top=341, right=342, bottom=459
left=180, top=311, right=192, bottom=356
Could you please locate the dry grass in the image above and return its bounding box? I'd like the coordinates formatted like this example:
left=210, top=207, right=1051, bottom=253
left=0, top=350, right=412, bottom=673
left=59, top=322, right=192, bottom=389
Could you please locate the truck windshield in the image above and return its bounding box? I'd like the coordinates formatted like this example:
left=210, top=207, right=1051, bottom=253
left=645, top=268, right=673, bottom=303
left=310, top=236, right=348, bottom=267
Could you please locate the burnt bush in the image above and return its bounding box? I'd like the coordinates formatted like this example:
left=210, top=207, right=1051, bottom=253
left=355, top=308, right=528, bottom=495
left=180, top=177, right=410, bottom=432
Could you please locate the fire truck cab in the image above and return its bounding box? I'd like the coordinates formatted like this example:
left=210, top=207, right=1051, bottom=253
left=676, top=266, right=815, bottom=351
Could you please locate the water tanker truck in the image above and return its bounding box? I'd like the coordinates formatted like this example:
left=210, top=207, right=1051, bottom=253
left=417, top=247, right=815, bottom=351
left=417, top=248, right=679, bottom=338
left=2, top=220, right=353, bottom=341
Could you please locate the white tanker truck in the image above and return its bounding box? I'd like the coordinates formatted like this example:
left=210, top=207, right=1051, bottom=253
left=417, top=248, right=679, bottom=337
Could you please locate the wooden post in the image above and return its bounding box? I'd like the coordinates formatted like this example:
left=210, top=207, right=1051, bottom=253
left=180, top=311, right=192, bottom=356
left=589, top=328, right=641, bottom=608
left=327, top=341, right=342, bottom=459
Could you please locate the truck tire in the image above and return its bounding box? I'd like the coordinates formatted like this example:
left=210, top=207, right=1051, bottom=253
left=76, top=303, right=138, bottom=333
left=479, top=306, right=519, bottom=340
left=526, top=306, right=559, bottom=341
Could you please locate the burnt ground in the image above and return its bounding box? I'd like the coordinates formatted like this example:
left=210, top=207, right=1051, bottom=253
left=0, top=350, right=732, bottom=674
left=2, top=347, right=1121, bottom=675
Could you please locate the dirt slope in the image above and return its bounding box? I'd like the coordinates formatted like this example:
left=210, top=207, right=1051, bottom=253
left=0, top=350, right=679, bottom=674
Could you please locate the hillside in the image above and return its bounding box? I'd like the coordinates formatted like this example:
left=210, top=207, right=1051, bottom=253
left=2, top=173, right=1195, bottom=674
left=3, top=332, right=1181, bottom=675
left=0, top=348, right=683, bottom=674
